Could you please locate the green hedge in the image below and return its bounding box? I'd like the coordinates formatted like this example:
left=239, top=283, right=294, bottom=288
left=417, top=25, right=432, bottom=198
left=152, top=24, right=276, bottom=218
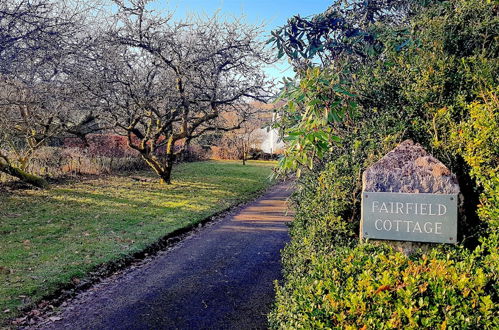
left=271, top=243, right=497, bottom=329
left=270, top=0, right=498, bottom=328
left=271, top=146, right=498, bottom=328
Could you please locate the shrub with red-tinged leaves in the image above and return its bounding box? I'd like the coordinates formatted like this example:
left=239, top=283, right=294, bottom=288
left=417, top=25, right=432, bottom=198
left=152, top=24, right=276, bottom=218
left=64, top=134, right=138, bottom=158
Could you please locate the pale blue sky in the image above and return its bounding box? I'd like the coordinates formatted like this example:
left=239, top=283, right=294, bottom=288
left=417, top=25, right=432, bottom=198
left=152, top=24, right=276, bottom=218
left=161, top=0, right=331, bottom=27
left=150, top=0, right=332, bottom=81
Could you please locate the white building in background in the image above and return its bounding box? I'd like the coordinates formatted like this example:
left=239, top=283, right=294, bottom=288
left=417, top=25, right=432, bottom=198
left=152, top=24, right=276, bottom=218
left=259, top=127, right=285, bottom=154
left=247, top=102, right=285, bottom=154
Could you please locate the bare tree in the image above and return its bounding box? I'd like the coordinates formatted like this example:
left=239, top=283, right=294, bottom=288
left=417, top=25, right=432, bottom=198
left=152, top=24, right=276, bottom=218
left=238, top=121, right=267, bottom=166
left=0, top=0, right=101, bottom=187
left=214, top=109, right=267, bottom=165
left=0, top=0, right=273, bottom=186
left=84, top=0, right=273, bottom=184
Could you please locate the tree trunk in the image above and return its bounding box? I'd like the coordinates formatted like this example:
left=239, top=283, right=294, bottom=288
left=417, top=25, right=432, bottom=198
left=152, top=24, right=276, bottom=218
left=242, top=142, right=246, bottom=165
left=162, top=154, right=174, bottom=184
left=140, top=154, right=169, bottom=184
left=139, top=146, right=175, bottom=185
left=181, top=139, right=192, bottom=162
left=0, top=162, right=48, bottom=188
left=161, top=138, right=176, bottom=184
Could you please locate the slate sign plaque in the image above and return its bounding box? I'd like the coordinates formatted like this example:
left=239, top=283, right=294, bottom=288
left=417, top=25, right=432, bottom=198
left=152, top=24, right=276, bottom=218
left=362, top=192, right=457, bottom=244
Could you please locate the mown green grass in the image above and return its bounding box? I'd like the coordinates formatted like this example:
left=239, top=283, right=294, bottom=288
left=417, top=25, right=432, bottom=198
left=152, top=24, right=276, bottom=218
left=0, top=160, right=275, bottom=324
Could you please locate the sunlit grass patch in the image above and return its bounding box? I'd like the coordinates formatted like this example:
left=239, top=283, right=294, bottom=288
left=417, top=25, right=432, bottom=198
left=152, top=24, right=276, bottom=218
left=0, top=160, right=275, bottom=324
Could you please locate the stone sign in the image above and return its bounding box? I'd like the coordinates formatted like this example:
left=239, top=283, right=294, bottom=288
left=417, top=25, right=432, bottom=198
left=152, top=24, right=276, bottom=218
left=360, top=140, right=460, bottom=248
left=362, top=192, right=457, bottom=243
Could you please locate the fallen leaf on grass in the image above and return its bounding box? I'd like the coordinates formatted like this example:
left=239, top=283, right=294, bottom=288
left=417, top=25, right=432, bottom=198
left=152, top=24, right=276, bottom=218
left=49, top=316, right=62, bottom=322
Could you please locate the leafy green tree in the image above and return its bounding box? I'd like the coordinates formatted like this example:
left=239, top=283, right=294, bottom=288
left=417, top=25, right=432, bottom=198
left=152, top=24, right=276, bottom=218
left=269, top=0, right=423, bottom=66
left=270, top=0, right=428, bottom=175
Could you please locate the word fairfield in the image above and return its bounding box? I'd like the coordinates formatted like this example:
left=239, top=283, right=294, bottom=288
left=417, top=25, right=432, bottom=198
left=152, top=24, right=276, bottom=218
left=371, top=201, right=447, bottom=216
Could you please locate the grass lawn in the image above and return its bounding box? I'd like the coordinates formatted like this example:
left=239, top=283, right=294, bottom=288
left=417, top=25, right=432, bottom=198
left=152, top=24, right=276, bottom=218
left=0, top=160, right=275, bottom=324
